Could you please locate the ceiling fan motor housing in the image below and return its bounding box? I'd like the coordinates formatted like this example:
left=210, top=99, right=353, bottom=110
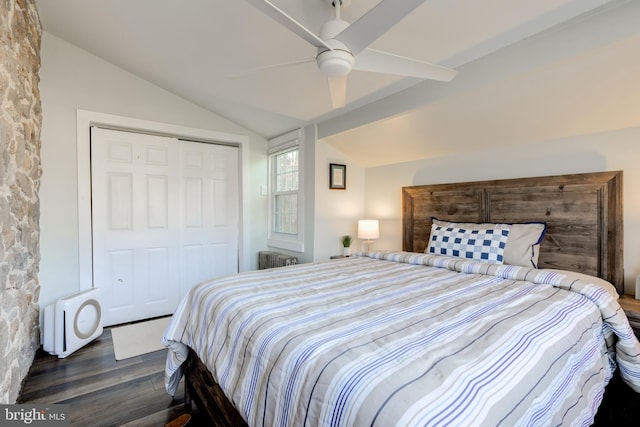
left=317, top=48, right=353, bottom=76
left=317, top=19, right=353, bottom=77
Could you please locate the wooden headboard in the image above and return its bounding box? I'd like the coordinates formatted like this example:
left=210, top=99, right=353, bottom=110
left=402, top=171, right=623, bottom=294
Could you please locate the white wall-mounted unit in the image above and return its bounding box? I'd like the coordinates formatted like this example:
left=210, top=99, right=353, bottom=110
left=43, top=288, right=103, bottom=358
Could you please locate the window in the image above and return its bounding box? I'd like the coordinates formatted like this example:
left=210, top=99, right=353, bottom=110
left=273, top=148, right=298, bottom=234
left=268, top=129, right=304, bottom=252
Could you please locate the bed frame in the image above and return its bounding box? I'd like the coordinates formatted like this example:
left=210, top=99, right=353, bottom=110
left=185, top=170, right=624, bottom=425
left=185, top=348, right=247, bottom=426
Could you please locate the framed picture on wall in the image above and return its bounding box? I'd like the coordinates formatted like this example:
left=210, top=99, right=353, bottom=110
left=329, top=163, right=346, bottom=190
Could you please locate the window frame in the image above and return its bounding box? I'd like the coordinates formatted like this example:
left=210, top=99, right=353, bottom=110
left=267, top=129, right=304, bottom=252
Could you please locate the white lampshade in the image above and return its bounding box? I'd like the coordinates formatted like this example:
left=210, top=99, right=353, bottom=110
left=358, top=219, right=379, bottom=240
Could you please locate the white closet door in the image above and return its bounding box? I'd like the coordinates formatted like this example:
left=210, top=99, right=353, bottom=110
left=91, top=128, right=180, bottom=326
left=179, top=141, right=239, bottom=299
left=91, top=128, right=240, bottom=326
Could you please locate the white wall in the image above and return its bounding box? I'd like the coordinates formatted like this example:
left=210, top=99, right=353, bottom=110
left=38, top=33, right=268, bottom=320
left=313, top=139, right=366, bottom=261
left=364, top=128, right=640, bottom=295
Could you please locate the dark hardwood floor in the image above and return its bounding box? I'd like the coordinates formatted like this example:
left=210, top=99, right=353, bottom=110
left=18, top=328, right=206, bottom=427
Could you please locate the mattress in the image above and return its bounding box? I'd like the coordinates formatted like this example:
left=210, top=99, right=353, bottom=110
left=163, top=251, right=640, bottom=426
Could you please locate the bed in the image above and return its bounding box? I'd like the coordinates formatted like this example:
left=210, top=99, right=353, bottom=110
left=163, top=170, right=640, bottom=426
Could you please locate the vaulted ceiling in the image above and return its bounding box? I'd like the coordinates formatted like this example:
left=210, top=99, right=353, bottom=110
left=36, top=0, right=639, bottom=166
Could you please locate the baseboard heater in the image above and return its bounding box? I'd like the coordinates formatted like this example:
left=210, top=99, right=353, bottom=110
left=258, top=251, right=298, bottom=269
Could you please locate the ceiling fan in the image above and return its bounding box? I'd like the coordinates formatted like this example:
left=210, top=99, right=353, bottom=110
left=242, top=0, right=458, bottom=109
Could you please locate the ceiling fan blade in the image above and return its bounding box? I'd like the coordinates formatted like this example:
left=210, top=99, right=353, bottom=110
left=327, top=75, right=347, bottom=109
left=353, top=48, right=458, bottom=82
left=226, top=58, right=315, bottom=79
left=244, top=0, right=333, bottom=51
left=334, top=0, right=428, bottom=56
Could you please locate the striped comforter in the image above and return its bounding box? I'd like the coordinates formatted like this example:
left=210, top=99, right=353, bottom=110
left=163, top=251, right=640, bottom=426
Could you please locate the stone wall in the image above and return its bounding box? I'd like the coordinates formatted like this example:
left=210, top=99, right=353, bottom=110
left=0, top=0, right=42, bottom=403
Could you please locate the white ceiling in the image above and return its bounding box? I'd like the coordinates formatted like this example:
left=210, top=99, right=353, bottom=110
left=35, top=0, right=637, bottom=167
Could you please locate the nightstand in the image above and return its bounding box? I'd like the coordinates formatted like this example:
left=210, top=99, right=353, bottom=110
left=619, top=294, right=640, bottom=339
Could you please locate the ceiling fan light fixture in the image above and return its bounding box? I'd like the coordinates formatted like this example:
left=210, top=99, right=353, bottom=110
left=317, top=49, right=354, bottom=77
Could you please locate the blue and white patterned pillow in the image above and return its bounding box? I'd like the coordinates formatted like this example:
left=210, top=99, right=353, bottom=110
left=427, top=224, right=511, bottom=264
